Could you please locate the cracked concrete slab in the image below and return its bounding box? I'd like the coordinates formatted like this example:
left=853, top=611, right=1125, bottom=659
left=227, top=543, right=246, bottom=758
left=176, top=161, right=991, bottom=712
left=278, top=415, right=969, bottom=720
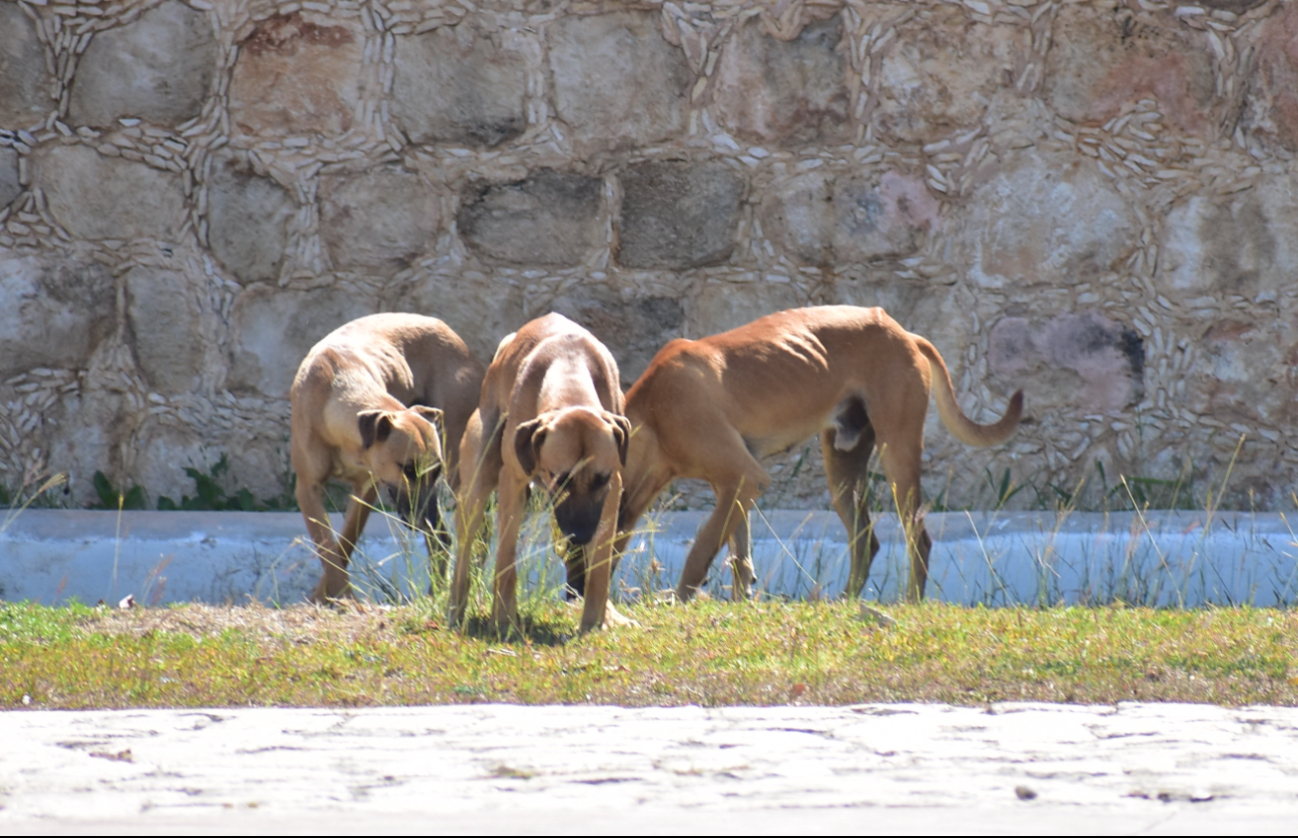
left=2, top=703, right=1296, bottom=834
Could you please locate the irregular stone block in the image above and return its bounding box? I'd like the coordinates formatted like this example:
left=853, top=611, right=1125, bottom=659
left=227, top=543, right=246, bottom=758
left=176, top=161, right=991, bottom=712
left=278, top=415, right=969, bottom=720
left=1043, top=5, right=1218, bottom=136
left=1159, top=179, right=1298, bottom=297
left=0, top=254, right=115, bottom=375
left=226, top=285, right=375, bottom=398
left=228, top=12, right=365, bottom=137
left=617, top=161, right=745, bottom=270
left=548, top=291, right=683, bottom=381
left=1241, top=3, right=1298, bottom=152
left=319, top=167, right=437, bottom=275
left=459, top=169, right=602, bottom=267
left=760, top=170, right=939, bottom=265
left=392, top=24, right=527, bottom=148
left=206, top=155, right=295, bottom=285
left=873, top=11, right=1026, bottom=144
left=125, top=266, right=204, bottom=394
left=0, top=2, right=53, bottom=127
left=687, top=278, right=804, bottom=340
left=131, top=422, right=209, bottom=507
left=549, top=12, right=689, bottom=151
left=713, top=17, right=850, bottom=145
left=989, top=312, right=1144, bottom=414
left=68, top=1, right=217, bottom=128
left=37, top=145, right=186, bottom=241
left=1190, top=318, right=1298, bottom=428
left=390, top=270, right=525, bottom=365
left=0, top=147, right=20, bottom=208
left=952, top=149, right=1137, bottom=288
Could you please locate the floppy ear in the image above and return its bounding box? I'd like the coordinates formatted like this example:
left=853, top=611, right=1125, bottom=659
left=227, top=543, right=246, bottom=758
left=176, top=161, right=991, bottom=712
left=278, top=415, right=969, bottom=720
left=606, top=413, right=632, bottom=467
left=412, top=405, right=444, bottom=432
left=358, top=410, right=394, bottom=449
left=513, top=418, right=546, bottom=476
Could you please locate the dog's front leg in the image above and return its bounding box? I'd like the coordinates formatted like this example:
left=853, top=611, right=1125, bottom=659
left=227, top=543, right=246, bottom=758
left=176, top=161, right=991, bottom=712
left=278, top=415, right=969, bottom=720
left=728, top=512, right=756, bottom=601
left=448, top=410, right=498, bottom=625
left=491, top=469, right=528, bottom=636
left=578, top=473, right=622, bottom=632
left=298, top=479, right=354, bottom=603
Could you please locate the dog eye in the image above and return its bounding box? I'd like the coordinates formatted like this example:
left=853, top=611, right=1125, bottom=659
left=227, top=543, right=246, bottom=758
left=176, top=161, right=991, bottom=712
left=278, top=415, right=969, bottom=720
left=554, top=471, right=571, bottom=488
left=402, top=462, right=418, bottom=480
left=591, top=473, right=610, bottom=490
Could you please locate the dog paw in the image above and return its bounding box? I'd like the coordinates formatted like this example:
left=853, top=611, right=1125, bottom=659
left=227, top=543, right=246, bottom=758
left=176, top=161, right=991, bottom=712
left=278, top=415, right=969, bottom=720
left=603, top=603, right=640, bottom=629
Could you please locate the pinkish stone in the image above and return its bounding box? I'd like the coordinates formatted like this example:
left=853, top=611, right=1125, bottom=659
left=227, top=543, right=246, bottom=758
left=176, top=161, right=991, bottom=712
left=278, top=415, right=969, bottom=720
left=712, top=17, right=851, bottom=145
left=873, top=10, right=1026, bottom=144
left=760, top=170, right=939, bottom=265
left=1190, top=319, right=1298, bottom=428
left=228, top=12, right=366, bottom=138
left=989, top=313, right=1143, bottom=414
left=1043, top=5, right=1218, bottom=137
left=1241, top=3, right=1298, bottom=152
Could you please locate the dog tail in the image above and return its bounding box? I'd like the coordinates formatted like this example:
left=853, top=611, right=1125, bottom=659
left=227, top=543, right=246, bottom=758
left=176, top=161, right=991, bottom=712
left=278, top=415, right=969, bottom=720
left=914, top=337, right=1023, bottom=448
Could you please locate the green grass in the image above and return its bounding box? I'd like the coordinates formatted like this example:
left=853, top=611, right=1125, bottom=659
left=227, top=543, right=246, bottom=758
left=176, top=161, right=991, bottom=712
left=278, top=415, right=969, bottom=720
left=3, top=600, right=1295, bottom=709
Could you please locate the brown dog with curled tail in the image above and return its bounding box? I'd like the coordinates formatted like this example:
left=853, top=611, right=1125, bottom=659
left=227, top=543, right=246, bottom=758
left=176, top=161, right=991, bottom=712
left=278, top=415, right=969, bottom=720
left=614, top=305, right=1023, bottom=604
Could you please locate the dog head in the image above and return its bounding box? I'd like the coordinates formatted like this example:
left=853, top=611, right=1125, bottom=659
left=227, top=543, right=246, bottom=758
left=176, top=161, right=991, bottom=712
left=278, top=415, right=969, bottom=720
left=358, top=405, right=444, bottom=522
left=513, top=407, right=630, bottom=546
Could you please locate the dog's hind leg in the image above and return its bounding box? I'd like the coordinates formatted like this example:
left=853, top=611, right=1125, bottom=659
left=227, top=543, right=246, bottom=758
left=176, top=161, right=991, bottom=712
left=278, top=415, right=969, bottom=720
left=821, top=423, right=880, bottom=599
left=875, top=434, right=932, bottom=603
left=490, top=469, right=529, bottom=636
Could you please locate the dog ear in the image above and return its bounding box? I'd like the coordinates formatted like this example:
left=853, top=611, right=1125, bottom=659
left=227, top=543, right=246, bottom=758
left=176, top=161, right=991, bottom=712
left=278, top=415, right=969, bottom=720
left=358, top=410, right=394, bottom=449
left=412, top=405, right=444, bottom=432
left=606, top=413, right=632, bottom=467
left=512, top=418, right=546, bottom=476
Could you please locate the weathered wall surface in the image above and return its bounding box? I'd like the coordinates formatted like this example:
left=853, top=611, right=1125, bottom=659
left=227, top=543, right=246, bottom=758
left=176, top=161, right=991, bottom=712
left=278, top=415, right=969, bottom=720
left=0, top=0, right=1295, bottom=510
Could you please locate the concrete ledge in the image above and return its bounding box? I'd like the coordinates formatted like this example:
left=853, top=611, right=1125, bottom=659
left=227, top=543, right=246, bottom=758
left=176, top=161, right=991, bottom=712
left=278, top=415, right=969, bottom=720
left=1, top=509, right=1296, bottom=607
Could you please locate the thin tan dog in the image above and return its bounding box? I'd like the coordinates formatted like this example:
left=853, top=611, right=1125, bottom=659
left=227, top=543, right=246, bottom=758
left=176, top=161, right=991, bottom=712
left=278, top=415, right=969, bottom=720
left=615, top=305, right=1023, bottom=603
left=290, top=313, right=484, bottom=602
left=449, top=313, right=634, bottom=634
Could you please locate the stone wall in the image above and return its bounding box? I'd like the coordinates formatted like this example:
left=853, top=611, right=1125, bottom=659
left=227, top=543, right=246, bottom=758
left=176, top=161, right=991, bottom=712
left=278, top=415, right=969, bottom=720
left=1, top=0, right=1296, bottom=511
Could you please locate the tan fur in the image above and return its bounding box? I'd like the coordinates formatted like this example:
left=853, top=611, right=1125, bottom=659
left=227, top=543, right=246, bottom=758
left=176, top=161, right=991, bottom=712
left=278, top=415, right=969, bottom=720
left=449, top=313, right=635, bottom=634
left=616, top=305, right=1023, bottom=603
left=290, top=313, right=485, bottom=602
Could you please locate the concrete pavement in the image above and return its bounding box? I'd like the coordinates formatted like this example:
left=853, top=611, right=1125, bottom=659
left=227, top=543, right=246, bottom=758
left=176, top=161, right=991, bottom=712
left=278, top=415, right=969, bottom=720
left=3, top=702, right=1297, bottom=834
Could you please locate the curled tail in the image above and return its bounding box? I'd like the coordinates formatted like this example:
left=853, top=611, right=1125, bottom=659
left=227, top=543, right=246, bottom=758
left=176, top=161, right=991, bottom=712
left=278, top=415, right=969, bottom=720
left=914, top=336, right=1023, bottom=448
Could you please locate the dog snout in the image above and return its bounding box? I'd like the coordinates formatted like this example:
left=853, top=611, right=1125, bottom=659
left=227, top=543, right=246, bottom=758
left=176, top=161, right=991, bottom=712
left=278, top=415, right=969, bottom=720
left=554, top=496, right=602, bottom=545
